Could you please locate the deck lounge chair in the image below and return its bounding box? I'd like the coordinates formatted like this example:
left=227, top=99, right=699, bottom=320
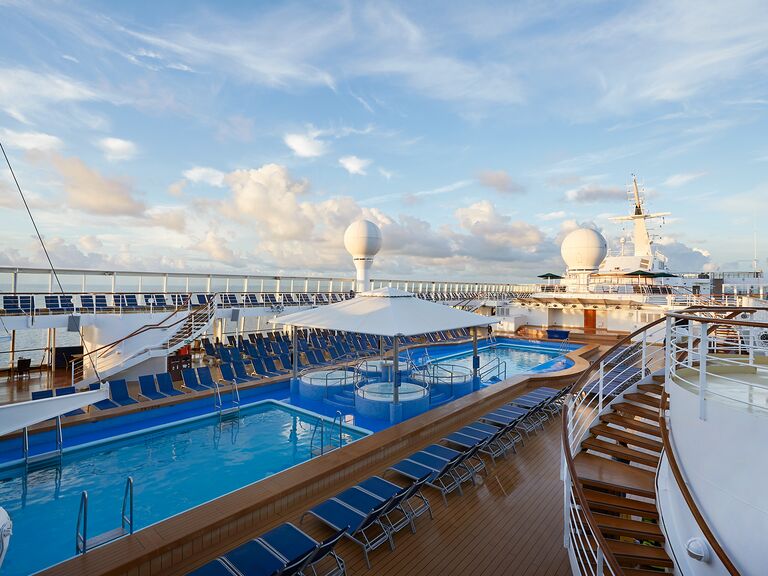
left=259, top=523, right=319, bottom=576
left=138, top=375, right=166, bottom=401
left=220, top=363, right=249, bottom=385
left=388, top=453, right=462, bottom=505
left=186, top=558, right=239, bottom=576
left=31, top=390, right=53, bottom=400
left=222, top=539, right=286, bottom=576
left=302, top=490, right=392, bottom=569
left=197, top=366, right=216, bottom=388
left=156, top=372, right=184, bottom=396
left=88, top=383, right=119, bottom=410
left=108, top=379, right=137, bottom=406
left=182, top=367, right=209, bottom=391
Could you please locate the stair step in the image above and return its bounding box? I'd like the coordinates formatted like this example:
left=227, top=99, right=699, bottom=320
left=607, top=539, right=673, bottom=568
left=575, top=453, right=656, bottom=498
left=582, top=437, right=660, bottom=468
left=601, top=414, right=661, bottom=438
left=593, top=513, right=664, bottom=542
left=583, top=489, right=659, bottom=518
left=624, top=392, right=663, bottom=410
left=591, top=424, right=663, bottom=452
left=651, top=374, right=665, bottom=383
left=613, top=402, right=660, bottom=422
left=637, top=383, right=663, bottom=396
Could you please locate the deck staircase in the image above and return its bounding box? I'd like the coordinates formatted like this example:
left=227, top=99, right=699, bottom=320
left=572, top=373, right=672, bottom=573
left=74, top=297, right=217, bottom=387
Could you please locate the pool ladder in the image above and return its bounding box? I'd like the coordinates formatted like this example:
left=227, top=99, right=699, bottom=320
left=310, top=411, right=344, bottom=457
left=76, top=476, right=133, bottom=555
left=213, top=378, right=241, bottom=419
left=22, top=415, right=63, bottom=470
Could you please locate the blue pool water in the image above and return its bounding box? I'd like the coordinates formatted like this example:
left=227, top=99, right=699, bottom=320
left=433, top=342, right=572, bottom=376
left=0, top=401, right=366, bottom=576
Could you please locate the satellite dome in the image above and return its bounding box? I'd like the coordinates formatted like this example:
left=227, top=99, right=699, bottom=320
left=344, top=219, right=382, bottom=258
left=561, top=227, right=607, bottom=271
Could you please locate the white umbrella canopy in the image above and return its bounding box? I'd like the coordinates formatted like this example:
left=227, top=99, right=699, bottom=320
left=270, top=287, right=498, bottom=336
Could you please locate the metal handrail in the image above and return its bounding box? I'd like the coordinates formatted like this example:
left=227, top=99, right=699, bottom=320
left=76, top=490, right=88, bottom=554
left=122, top=477, right=134, bottom=535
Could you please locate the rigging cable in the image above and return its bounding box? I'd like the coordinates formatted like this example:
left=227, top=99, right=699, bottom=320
left=0, top=140, right=102, bottom=383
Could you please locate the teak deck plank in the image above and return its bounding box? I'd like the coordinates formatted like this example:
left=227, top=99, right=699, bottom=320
left=193, top=415, right=570, bottom=576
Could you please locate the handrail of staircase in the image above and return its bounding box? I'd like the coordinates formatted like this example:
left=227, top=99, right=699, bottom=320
left=77, top=297, right=215, bottom=363
left=658, top=391, right=740, bottom=575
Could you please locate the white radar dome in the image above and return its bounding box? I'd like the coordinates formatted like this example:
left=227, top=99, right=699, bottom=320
left=344, top=219, right=382, bottom=258
left=561, top=227, right=607, bottom=271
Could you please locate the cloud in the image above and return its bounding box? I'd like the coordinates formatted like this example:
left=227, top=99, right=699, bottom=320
left=198, top=231, right=242, bottom=266
left=97, top=137, right=137, bottom=161
left=168, top=179, right=187, bottom=197
left=339, top=155, right=371, bottom=175
left=378, top=167, right=393, bottom=180
left=476, top=170, right=525, bottom=194
left=565, top=184, right=626, bottom=203
left=183, top=166, right=226, bottom=187
left=0, top=128, right=63, bottom=151
left=284, top=129, right=328, bottom=158
left=662, top=172, right=707, bottom=188
left=537, top=210, right=567, bottom=221
left=49, top=153, right=146, bottom=215
left=0, top=67, right=101, bottom=124
left=455, top=200, right=543, bottom=249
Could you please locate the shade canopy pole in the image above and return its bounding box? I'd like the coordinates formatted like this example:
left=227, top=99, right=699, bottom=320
left=392, top=335, right=400, bottom=404
left=472, top=327, right=479, bottom=390
left=291, top=326, right=298, bottom=380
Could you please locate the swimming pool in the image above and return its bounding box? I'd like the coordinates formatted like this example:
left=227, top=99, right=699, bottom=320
left=0, top=401, right=367, bottom=576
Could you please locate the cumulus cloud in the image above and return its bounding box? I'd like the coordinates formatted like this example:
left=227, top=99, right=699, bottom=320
left=1, top=128, right=62, bottom=151
left=565, top=184, right=625, bottom=203
left=168, top=179, right=187, bottom=196
left=49, top=153, right=146, bottom=215
left=339, top=155, right=371, bottom=175
left=476, top=170, right=524, bottom=194
left=198, top=231, right=243, bottom=266
left=662, top=172, right=707, bottom=188
left=455, top=200, right=543, bottom=249
left=284, top=130, right=328, bottom=158
left=97, top=137, right=137, bottom=161
left=183, top=166, right=226, bottom=187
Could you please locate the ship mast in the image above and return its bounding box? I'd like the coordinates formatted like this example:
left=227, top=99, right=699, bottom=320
left=609, top=175, right=670, bottom=270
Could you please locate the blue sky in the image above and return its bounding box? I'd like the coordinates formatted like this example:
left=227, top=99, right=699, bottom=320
left=0, top=0, right=766, bottom=282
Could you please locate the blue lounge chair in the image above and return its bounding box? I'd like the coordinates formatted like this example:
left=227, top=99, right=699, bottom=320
left=89, top=382, right=119, bottom=410
left=233, top=361, right=257, bottom=382
left=197, top=366, right=216, bottom=388
left=186, top=558, right=238, bottom=576
left=156, top=372, right=184, bottom=396
left=182, top=367, right=209, bottom=391
left=263, top=357, right=284, bottom=375
left=108, top=379, right=137, bottom=406
left=220, top=363, right=248, bottom=385
left=259, top=523, right=318, bottom=575
left=222, top=539, right=286, bottom=576
left=302, top=491, right=392, bottom=569
left=31, top=389, right=53, bottom=400
left=138, top=375, right=166, bottom=401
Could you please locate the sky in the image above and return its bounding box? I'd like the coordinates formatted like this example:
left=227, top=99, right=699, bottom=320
left=0, top=0, right=767, bottom=283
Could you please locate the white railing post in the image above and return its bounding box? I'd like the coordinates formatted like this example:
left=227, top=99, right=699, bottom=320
left=664, top=316, right=675, bottom=384
left=598, top=360, right=604, bottom=414
left=699, top=320, right=708, bottom=421
left=641, top=329, right=647, bottom=377
left=596, top=547, right=605, bottom=574
left=749, top=323, right=755, bottom=366
left=687, top=321, right=694, bottom=368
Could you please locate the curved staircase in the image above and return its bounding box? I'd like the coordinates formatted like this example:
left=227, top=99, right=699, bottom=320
left=573, top=374, right=671, bottom=573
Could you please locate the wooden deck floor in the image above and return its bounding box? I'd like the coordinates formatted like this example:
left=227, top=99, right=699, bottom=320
left=240, top=417, right=569, bottom=576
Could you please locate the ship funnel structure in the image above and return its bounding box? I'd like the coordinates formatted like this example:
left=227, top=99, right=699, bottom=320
left=344, top=219, right=382, bottom=293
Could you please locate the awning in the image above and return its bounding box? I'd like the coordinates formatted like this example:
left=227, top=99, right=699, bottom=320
left=270, top=287, right=498, bottom=337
